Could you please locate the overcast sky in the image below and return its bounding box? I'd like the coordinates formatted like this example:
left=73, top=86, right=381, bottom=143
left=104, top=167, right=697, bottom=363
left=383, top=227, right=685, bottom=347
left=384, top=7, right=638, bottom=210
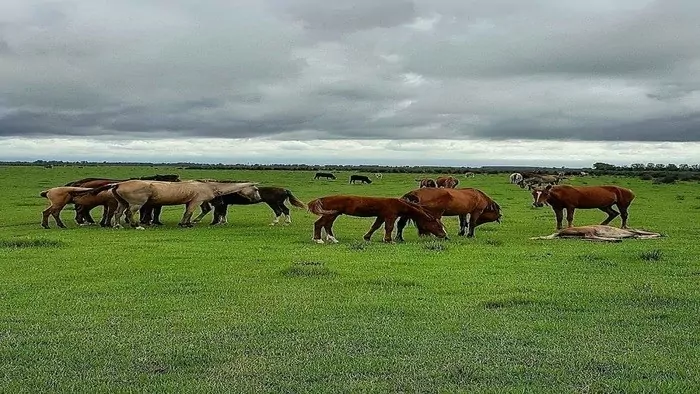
left=1, top=0, right=699, bottom=166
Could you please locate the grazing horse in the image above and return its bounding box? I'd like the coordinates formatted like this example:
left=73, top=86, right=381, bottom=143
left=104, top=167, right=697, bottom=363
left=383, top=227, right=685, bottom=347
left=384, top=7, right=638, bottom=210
left=532, top=185, right=635, bottom=230
left=90, top=180, right=260, bottom=229
left=65, top=174, right=180, bottom=225
left=314, top=172, right=336, bottom=180
left=531, top=225, right=661, bottom=242
left=416, top=178, right=437, bottom=188
left=396, top=188, right=501, bottom=240
left=39, top=187, right=117, bottom=229
left=307, top=195, right=447, bottom=243
left=518, top=174, right=562, bottom=190
left=350, top=175, right=372, bottom=184
left=436, top=176, right=459, bottom=188
left=510, top=173, right=523, bottom=184
left=196, top=187, right=306, bottom=226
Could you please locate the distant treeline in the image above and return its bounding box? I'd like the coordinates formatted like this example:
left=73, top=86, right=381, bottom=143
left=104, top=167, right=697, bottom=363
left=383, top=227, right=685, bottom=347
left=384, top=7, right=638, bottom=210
left=2, top=161, right=700, bottom=181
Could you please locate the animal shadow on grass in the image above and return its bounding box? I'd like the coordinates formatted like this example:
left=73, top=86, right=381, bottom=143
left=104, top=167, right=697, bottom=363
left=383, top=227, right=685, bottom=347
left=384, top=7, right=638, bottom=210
left=281, top=261, right=337, bottom=278
left=639, top=249, right=663, bottom=262
left=0, top=239, right=65, bottom=249
left=422, top=241, right=448, bottom=252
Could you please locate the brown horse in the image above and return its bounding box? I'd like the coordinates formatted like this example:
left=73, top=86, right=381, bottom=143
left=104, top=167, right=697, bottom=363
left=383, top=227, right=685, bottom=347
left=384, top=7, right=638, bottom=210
left=416, top=178, right=437, bottom=188
left=39, top=187, right=117, bottom=229
left=65, top=174, right=180, bottom=225
left=436, top=176, right=459, bottom=188
left=307, top=195, right=447, bottom=243
left=90, top=180, right=259, bottom=229
left=396, top=188, right=501, bottom=240
left=532, top=184, right=635, bottom=229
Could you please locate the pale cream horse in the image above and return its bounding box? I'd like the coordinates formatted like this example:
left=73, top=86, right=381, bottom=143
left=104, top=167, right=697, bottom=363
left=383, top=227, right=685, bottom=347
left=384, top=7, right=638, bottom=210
left=531, top=225, right=662, bottom=242
left=103, top=180, right=260, bottom=229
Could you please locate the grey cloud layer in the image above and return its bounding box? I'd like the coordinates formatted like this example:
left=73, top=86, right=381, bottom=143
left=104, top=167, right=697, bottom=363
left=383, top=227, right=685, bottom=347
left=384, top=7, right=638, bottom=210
left=1, top=0, right=699, bottom=141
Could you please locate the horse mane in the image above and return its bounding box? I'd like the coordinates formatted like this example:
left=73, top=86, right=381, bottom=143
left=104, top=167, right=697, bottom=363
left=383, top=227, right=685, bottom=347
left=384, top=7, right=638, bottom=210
left=195, top=179, right=251, bottom=183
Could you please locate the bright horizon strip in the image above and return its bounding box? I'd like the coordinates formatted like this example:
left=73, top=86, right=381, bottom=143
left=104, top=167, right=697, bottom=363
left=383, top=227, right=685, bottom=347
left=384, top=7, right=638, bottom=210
left=1, top=137, right=699, bottom=167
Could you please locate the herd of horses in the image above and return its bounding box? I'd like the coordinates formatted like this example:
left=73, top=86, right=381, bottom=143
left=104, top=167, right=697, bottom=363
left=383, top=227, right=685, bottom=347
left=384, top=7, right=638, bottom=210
left=38, top=171, right=642, bottom=243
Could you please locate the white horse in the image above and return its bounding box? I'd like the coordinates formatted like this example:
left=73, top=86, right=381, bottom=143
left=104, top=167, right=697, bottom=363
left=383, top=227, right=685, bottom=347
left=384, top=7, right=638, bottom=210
left=509, top=173, right=523, bottom=184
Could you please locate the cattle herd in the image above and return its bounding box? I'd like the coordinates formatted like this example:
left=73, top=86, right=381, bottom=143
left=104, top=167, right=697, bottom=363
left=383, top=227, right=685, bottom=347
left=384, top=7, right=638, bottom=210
left=38, top=170, right=651, bottom=243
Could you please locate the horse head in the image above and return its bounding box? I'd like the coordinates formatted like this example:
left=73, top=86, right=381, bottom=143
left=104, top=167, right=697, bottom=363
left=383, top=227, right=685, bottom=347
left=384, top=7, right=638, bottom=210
left=478, top=201, right=502, bottom=224
left=531, top=185, right=553, bottom=207
left=400, top=200, right=448, bottom=239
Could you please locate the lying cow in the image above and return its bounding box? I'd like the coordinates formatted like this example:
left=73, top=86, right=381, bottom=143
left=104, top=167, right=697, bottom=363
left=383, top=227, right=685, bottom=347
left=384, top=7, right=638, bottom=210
left=530, top=225, right=662, bottom=242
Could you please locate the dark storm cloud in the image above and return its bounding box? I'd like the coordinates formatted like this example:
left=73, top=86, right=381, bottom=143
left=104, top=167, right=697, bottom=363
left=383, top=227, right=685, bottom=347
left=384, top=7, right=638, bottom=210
left=1, top=0, right=700, bottom=142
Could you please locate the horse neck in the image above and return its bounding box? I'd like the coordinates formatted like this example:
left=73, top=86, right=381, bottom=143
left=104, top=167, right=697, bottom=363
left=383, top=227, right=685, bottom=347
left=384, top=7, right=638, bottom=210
left=211, top=182, right=251, bottom=196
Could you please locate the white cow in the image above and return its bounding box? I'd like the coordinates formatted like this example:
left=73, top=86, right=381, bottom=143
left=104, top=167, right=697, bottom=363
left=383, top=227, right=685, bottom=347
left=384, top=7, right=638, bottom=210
left=374, top=173, right=383, bottom=179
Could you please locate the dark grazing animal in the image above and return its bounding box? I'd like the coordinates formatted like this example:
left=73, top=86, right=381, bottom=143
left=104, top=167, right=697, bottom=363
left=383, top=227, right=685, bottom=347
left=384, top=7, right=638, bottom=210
left=396, top=187, right=501, bottom=240
left=314, top=172, right=336, bottom=180
left=193, top=187, right=307, bottom=226
left=349, top=175, right=372, bottom=184
left=307, top=195, right=447, bottom=243
left=532, top=184, right=636, bottom=230
left=416, top=178, right=437, bottom=188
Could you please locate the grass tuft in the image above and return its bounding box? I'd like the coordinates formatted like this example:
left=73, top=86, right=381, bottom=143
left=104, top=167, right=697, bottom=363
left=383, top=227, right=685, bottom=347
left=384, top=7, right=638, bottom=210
left=346, top=241, right=369, bottom=251
left=422, top=241, right=448, bottom=252
left=281, top=261, right=336, bottom=278
left=640, top=249, right=663, bottom=262
left=484, top=238, right=503, bottom=246
left=0, top=239, right=65, bottom=249
left=480, top=296, right=536, bottom=310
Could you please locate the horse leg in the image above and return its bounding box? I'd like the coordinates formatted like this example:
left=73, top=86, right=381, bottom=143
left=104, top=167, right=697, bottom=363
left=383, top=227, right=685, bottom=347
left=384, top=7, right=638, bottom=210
left=177, top=202, right=198, bottom=227
left=211, top=204, right=226, bottom=225
left=51, top=207, right=67, bottom=228
left=458, top=214, right=468, bottom=236
left=191, top=202, right=212, bottom=224
left=74, top=204, right=84, bottom=224
left=395, top=216, right=411, bottom=242
left=42, top=206, right=54, bottom=229
left=281, top=204, right=291, bottom=225
left=82, top=206, right=97, bottom=225
left=467, top=212, right=480, bottom=237
left=125, top=204, right=146, bottom=229
left=553, top=207, right=564, bottom=230
left=599, top=206, right=619, bottom=226
left=566, top=207, right=576, bottom=228
left=99, top=205, right=108, bottom=227
left=151, top=206, right=164, bottom=225
left=113, top=202, right=127, bottom=229
left=618, top=203, right=630, bottom=229
left=363, top=217, right=384, bottom=241
left=382, top=216, right=396, bottom=243
left=323, top=215, right=340, bottom=243
left=268, top=202, right=283, bottom=226
left=313, top=216, right=326, bottom=243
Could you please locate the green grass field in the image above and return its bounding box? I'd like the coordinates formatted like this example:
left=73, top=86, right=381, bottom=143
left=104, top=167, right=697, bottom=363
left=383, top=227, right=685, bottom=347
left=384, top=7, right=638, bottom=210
left=1, top=166, right=699, bottom=393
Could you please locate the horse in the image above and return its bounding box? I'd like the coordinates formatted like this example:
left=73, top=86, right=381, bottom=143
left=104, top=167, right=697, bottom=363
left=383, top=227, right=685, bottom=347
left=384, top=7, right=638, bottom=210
left=89, top=180, right=260, bottom=229
left=396, top=187, right=501, bottom=240
left=532, top=184, right=635, bottom=230
left=350, top=175, right=372, bottom=184
left=39, top=187, right=117, bottom=229
left=314, top=172, right=336, bottom=180
left=191, top=186, right=306, bottom=226
left=307, top=195, right=447, bottom=243
left=65, top=174, right=181, bottom=225
left=464, top=172, right=475, bottom=178
left=530, top=225, right=661, bottom=242
left=375, top=173, right=383, bottom=179
left=518, top=174, right=562, bottom=190
left=510, top=173, right=523, bottom=184
left=416, top=178, right=437, bottom=188
left=436, top=176, right=459, bottom=188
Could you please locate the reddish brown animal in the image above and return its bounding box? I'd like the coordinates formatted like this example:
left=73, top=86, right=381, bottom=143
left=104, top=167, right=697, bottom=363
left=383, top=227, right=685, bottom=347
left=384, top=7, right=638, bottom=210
left=396, top=188, right=501, bottom=240
left=532, top=184, right=635, bottom=230
left=307, top=195, right=447, bottom=243
left=416, top=178, right=437, bottom=188
left=436, top=176, right=459, bottom=188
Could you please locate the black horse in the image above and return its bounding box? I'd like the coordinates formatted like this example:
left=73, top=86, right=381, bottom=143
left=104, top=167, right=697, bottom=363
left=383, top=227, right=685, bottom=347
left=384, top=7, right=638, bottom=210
left=314, top=172, right=336, bottom=180
left=350, top=175, right=372, bottom=184
left=141, top=186, right=306, bottom=226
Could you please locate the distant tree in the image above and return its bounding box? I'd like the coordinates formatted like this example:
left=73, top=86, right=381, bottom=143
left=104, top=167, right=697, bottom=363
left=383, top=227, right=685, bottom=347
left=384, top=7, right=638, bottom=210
left=655, top=163, right=666, bottom=170
left=691, top=164, right=700, bottom=171
left=646, top=163, right=656, bottom=170
left=593, top=162, right=616, bottom=171
left=630, top=163, right=645, bottom=170
left=679, top=164, right=690, bottom=171
left=666, top=163, right=679, bottom=171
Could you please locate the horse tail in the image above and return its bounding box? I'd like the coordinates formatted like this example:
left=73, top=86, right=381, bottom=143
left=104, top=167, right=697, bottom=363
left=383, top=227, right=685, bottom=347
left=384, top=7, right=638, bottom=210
left=307, top=199, right=338, bottom=216
left=86, top=183, right=118, bottom=196
left=285, top=190, right=306, bottom=209
left=40, top=190, right=49, bottom=198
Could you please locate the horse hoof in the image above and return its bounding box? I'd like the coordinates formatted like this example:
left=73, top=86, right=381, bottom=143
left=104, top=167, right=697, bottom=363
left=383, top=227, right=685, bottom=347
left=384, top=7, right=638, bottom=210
left=313, top=239, right=324, bottom=244
left=326, top=236, right=339, bottom=243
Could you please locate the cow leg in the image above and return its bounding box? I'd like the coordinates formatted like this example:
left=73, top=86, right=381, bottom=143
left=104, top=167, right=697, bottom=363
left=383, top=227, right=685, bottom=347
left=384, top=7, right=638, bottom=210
left=599, top=206, right=619, bottom=226
left=363, top=217, right=384, bottom=241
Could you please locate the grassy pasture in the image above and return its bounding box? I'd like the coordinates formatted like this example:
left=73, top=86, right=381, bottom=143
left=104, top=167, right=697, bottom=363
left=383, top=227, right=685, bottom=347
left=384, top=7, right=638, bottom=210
left=1, top=166, right=699, bottom=393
